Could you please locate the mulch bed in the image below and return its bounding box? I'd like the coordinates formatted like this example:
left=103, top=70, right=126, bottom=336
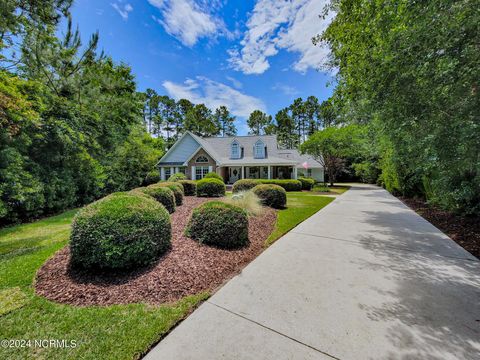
left=35, top=197, right=277, bottom=306
left=401, top=197, right=480, bottom=259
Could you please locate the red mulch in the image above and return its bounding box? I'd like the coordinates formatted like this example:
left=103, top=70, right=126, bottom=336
left=35, top=197, right=277, bottom=306
left=401, top=197, right=480, bottom=259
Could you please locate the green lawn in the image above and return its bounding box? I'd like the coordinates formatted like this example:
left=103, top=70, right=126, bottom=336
left=0, top=191, right=334, bottom=359
left=0, top=211, right=208, bottom=360
left=265, top=192, right=334, bottom=246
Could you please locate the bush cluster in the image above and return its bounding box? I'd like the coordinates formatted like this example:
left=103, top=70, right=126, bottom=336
left=204, top=172, right=224, bottom=182
left=131, top=186, right=176, bottom=213
left=252, top=184, right=287, bottom=209
left=168, top=173, right=187, bottom=182
left=70, top=192, right=171, bottom=270
left=156, top=182, right=184, bottom=205
left=143, top=170, right=160, bottom=186
left=186, top=201, right=249, bottom=248
left=196, top=178, right=225, bottom=197
left=232, top=179, right=302, bottom=193
left=177, top=180, right=197, bottom=196
left=298, top=177, right=315, bottom=190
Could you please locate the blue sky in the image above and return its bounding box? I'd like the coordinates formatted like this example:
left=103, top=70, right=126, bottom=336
left=69, top=0, right=335, bottom=134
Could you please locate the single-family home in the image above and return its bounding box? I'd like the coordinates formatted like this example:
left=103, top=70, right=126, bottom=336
left=156, top=131, right=324, bottom=184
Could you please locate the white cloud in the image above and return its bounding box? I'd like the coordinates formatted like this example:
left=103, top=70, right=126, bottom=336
left=272, top=83, right=299, bottom=96
left=229, top=0, right=334, bottom=74
left=111, top=2, right=133, bottom=20
left=226, top=76, right=243, bottom=89
left=148, top=0, right=229, bottom=47
left=163, top=76, right=266, bottom=118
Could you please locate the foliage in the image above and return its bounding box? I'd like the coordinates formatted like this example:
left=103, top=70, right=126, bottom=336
left=196, top=178, right=225, bottom=197
left=186, top=201, right=249, bottom=248
left=352, top=161, right=380, bottom=184
left=300, top=125, right=362, bottom=185
left=177, top=180, right=197, bottom=196
left=318, top=0, right=480, bottom=214
left=298, top=177, right=315, bottom=190
left=143, top=169, right=161, bottom=186
left=214, top=105, right=237, bottom=136
left=224, top=191, right=264, bottom=216
left=232, top=179, right=259, bottom=193
left=252, top=184, right=287, bottom=209
left=259, top=179, right=302, bottom=192
left=132, top=186, right=176, bottom=213
left=168, top=172, right=187, bottom=182
left=70, top=192, right=171, bottom=270
left=247, top=110, right=273, bottom=135
left=204, top=171, right=223, bottom=182
left=155, top=182, right=184, bottom=206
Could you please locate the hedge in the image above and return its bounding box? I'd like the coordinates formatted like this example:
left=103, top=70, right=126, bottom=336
left=232, top=179, right=302, bottom=192
left=186, top=201, right=249, bottom=248
left=70, top=192, right=171, bottom=270
left=168, top=173, right=187, bottom=182
left=298, top=177, right=315, bottom=191
left=204, top=172, right=224, bottom=182
left=131, top=186, right=176, bottom=213
left=252, top=184, right=287, bottom=209
left=143, top=170, right=160, bottom=186
left=196, top=178, right=225, bottom=197
left=177, top=180, right=197, bottom=196
left=155, top=182, right=184, bottom=205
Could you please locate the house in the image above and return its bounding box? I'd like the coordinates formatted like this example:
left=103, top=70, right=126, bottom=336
left=156, top=131, right=324, bottom=184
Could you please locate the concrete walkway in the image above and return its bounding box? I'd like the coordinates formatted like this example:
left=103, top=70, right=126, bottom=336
left=144, top=184, right=480, bottom=360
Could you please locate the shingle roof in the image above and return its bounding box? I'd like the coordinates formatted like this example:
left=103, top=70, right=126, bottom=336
left=191, top=133, right=322, bottom=168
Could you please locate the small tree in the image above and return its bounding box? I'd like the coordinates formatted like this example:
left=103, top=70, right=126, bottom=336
left=300, top=125, right=361, bottom=186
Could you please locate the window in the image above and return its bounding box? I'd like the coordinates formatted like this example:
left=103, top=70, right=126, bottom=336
left=164, top=168, right=171, bottom=179
left=307, top=169, right=312, bottom=177
left=231, top=141, right=240, bottom=159
left=195, top=166, right=209, bottom=180
left=179, top=167, right=186, bottom=174
left=196, top=155, right=208, bottom=163
left=254, top=140, right=265, bottom=159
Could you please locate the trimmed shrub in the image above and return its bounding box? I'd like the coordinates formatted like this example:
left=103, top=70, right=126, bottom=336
left=252, top=184, right=287, bottom=209
left=196, top=178, right=225, bottom=197
left=298, top=177, right=315, bottom=191
left=156, top=182, right=184, bottom=205
left=178, top=180, right=197, bottom=196
left=143, top=170, right=160, bottom=186
left=204, top=172, right=224, bottom=182
left=168, top=172, right=187, bottom=182
left=186, top=201, right=248, bottom=248
left=260, top=179, right=302, bottom=192
left=70, top=192, right=171, bottom=270
left=232, top=179, right=260, bottom=193
left=131, top=186, right=176, bottom=213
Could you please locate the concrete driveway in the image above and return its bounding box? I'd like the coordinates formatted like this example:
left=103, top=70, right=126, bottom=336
left=144, top=184, right=480, bottom=360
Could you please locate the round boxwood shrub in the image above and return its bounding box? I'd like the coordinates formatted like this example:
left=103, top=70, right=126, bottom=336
left=204, top=171, right=224, bottom=182
left=168, top=172, right=187, bottom=182
left=131, top=186, right=176, bottom=213
left=232, top=179, right=259, bottom=193
left=260, top=179, right=302, bottom=192
left=155, top=182, right=184, bottom=205
left=298, top=177, right=315, bottom=191
left=186, top=201, right=248, bottom=248
left=70, top=192, right=171, bottom=271
left=196, top=178, right=225, bottom=197
left=252, top=184, right=287, bottom=209
left=178, top=180, right=196, bottom=196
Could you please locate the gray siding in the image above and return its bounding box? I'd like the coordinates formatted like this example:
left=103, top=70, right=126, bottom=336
left=160, top=133, right=199, bottom=164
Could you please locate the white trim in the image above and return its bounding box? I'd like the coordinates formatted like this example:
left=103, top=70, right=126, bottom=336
left=182, top=146, right=220, bottom=166
left=160, top=167, right=165, bottom=181
left=230, top=139, right=240, bottom=159
left=208, top=165, right=213, bottom=173
left=191, top=166, right=196, bottom=180
left=253, top=139, right=265, bottom=159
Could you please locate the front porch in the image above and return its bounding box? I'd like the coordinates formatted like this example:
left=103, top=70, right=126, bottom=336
left=220, top=165, right=298, bottom=184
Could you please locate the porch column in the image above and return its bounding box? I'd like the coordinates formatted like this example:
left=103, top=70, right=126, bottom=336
left=170, top=167, right=174, bottom=176
left=293, top=167, right=298, bottom=179
left=160, top=167, right=165, bottom=181
left=267, top=166, right=271, bottom=179
left=241, top=166, right=245, bottom=179
left=175, top=167, right=179, bottom=174
left=191, top=166, right=196, bottom=180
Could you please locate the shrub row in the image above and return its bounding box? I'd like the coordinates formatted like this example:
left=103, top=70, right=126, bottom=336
left=130, top=186, right=176, bottom=213
left=196, top=178, right=225, bottom=197
left=178, top=180, right=197, bottom=196
left=186, top=201, right=249, bottom=248
left=70, top=192, right=171, bottom=271
left=204, top=172, right=224, bottom=182
left=298, top=177, right=315, bottom=190
left=154, top=182, right=184, bottom=205
left=252, top=184, right=287, bottom=209
left=232, top=179, right=302, bottom=193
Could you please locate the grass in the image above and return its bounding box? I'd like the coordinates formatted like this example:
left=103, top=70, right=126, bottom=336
left=0, top=210, right=208, bottom=360
left=0, top=190, right=337, bottom=359
left=265, top=192, right=334, bottom=246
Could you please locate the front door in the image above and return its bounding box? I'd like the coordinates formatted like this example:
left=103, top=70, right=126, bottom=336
left=229, top=167, right=241, bottom=184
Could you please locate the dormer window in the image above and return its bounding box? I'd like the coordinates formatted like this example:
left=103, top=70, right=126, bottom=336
left=196, top=155, right=209, bottom=163
left=254, top=140, right=265, bottom=159
left=231, top=141, right=240, bottom=159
